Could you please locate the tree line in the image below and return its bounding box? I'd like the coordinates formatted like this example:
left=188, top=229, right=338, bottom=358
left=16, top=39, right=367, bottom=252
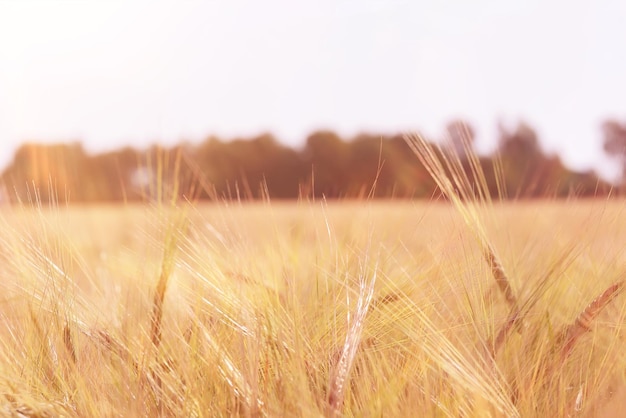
left=2, top=118, right=625, bottom=203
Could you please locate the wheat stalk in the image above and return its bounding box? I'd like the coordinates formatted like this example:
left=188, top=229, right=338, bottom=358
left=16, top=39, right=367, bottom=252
left=404, top=133, right=519, bottom=310
left=327, top=268, right=376, bottom=417
left=483, top=243, right=517, bottom=308
left=62, top=323, right=76, bottom=364
left=559, top=281, right=624, bottom=361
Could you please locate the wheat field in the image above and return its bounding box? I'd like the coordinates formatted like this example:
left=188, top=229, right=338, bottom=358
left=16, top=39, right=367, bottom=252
left=0, top=136, right=625, bottom=417
left=0, top=196, right=623, bottom=417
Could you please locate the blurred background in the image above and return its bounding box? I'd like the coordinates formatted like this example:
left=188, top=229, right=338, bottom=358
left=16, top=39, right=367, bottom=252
left=1, top=0, right=626, bottom=202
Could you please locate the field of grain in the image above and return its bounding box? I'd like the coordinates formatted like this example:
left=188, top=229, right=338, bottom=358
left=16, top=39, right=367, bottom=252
left=0, top=197, right=624, bottom=417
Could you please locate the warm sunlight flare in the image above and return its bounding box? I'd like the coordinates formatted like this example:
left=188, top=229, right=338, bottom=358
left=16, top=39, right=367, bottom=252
left=1, top=1, right=626, bottom=416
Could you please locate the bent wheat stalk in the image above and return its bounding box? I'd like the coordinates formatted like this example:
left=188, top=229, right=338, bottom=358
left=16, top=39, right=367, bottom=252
left=559, top=280, right=624, bottom=361
left=485, top=243, right=578, bottom=360
left=404, top=133, right=518, bottom=310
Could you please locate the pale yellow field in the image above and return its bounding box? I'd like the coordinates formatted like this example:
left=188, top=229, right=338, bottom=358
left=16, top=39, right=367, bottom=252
left=0, top=199, right=624, bottom=417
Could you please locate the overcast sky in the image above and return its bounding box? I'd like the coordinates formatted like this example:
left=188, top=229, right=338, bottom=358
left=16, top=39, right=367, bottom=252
left=1, top=0, right=626, bottom=179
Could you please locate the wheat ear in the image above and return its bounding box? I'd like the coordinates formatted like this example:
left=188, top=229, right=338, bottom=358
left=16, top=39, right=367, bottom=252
left=559, top=281, right=624, bottom=361
left=483, top=243, right=517, bottom=308
left=327, top=269, right=376, bottom=417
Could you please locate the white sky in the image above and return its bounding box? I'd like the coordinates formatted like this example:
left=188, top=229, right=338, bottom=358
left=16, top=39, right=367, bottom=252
left=1, top=0, right=626, bottom=179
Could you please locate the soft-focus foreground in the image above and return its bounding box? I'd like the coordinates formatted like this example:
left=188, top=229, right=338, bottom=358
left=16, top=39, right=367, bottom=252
left=0, top=197, right=624, bottom=417
left=1, top=135, right=625, bottom=417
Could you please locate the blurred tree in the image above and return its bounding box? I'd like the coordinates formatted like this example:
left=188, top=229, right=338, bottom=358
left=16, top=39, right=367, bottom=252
left=194, top=136, right=234, bottom=197
left=2, top=142, right=92, bottom=203
left=386, top=135, right=436, bottom=198
left=302, top=131, right=350, bottom=198
left=91, top=146, right=142, bottom=202
left=497, top=121, right=541, bottom=159
left=602, top=120, right=626, bottom=189
left=193, top=134, right=303, bottom=199
left=244, top=134, right=305, bottom=199
left=347, top=134, right=391, bottom=198
left=496, top=121, right=545, bottom=197
left=0, top=125, right=612, bottom=202
left=445, top=119, right=476, bottom=156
